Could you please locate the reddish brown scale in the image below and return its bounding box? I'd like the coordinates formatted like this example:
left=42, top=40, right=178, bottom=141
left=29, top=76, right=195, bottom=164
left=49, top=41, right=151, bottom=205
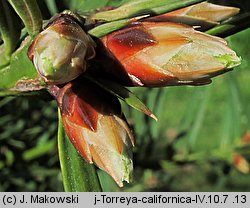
left=123, top=59, right=174, bottom=86
left=102, top=23, right=177, bottom=86
left=61, top=83, right=101, bottom=132
left=53, top=79, right=122, bottom=132
left=104, top=24, right=157, bottom=61
left=61, top=87, right=99, bottom=131
left=63, top=118, right=93, bottom=162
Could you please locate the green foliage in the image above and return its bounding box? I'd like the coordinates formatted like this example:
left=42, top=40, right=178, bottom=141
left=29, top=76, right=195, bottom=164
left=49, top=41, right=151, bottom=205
left=87, top=76, right=156, bottom=120
left=0, top=40, right=38, bottom=90
left=0, top=0, right=21, bottom=68
left=8, top=0, right=42, bottom=37
left=92, top=0, right=204, bottom=21
left=0, top=96, right=61, bottom=191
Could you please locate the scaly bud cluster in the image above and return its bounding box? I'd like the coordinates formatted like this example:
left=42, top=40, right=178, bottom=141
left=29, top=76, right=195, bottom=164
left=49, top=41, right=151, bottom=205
left=28, top=14, right=96, bottom=85
left=49, top=79, right=135, bottom=187
left=27, top=1, right=242, bottom=187
left=100, top=22, right=241, bottom=86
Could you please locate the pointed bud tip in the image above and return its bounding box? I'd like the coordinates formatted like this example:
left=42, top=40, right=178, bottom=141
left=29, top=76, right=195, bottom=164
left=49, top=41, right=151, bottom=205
left=150, top=113, right=158, bottom=121
left=215, top=54, right=241, bottom=69
left=106, top=153, right=133, bottom=187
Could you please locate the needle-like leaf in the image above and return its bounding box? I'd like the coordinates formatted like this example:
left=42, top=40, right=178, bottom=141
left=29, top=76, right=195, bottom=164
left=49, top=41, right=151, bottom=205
left=206, top=13, right=250, bottom=38
left=8, top=0, right=42, bottom=37
left=92, top=0, right=204, bottom=22
left=0, top=0, right=21, bottom=67
left=89, top=18, right=135, bottom=38
left=86, top=76, right=157, bottom=121
left=0, top=39, right=40, bottom=92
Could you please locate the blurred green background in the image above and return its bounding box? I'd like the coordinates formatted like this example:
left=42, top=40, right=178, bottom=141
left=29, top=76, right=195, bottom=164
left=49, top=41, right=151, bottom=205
left=1, top=0, right=250, bottom=191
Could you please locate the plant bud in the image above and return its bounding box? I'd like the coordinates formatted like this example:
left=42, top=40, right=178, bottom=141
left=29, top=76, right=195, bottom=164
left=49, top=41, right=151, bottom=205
left=28, top=14, right=96, bottom=84
left=50, top=79, right=135, bottom=187
left=99, top=22, right=241, bottom=87
left=145, top=2, right=240, bottom=31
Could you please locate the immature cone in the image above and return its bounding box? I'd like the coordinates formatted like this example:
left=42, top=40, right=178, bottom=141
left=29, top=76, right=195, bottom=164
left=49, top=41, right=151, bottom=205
left=50, top=79, right=135, bottom=187
left=28, top=14, right=95, bottom=84
left=98, top=22, right=241, bottom=87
